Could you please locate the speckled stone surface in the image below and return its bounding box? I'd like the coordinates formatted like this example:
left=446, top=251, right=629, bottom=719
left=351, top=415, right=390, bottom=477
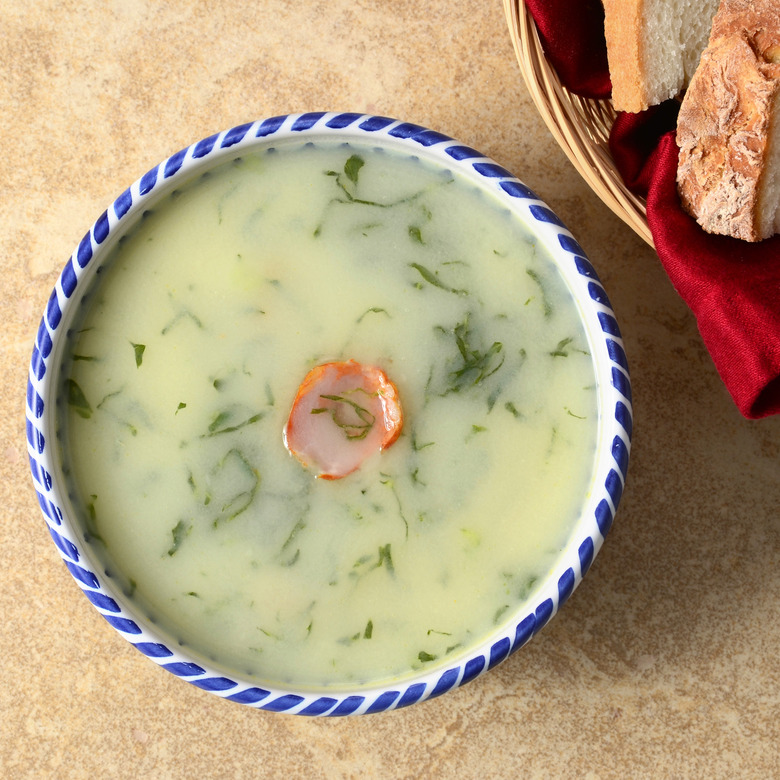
left=3, top=1, right=780, bottom=777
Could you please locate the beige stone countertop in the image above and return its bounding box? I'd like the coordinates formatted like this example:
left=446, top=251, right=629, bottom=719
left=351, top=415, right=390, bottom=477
left=3, top=1, right=780, bottom=777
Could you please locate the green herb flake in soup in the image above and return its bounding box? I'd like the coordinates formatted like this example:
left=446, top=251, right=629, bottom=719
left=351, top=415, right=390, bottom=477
left=59, top=141, right=598, bottom=689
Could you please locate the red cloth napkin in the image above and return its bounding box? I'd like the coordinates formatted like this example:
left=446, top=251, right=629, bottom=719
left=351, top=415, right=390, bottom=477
left=523, top=0, right=612, bottom=99
left=524, top=0, right=780, bottom=418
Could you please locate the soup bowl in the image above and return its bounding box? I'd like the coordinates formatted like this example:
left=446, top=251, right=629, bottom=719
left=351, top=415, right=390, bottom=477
left=26, top=112, right=631, bottom=715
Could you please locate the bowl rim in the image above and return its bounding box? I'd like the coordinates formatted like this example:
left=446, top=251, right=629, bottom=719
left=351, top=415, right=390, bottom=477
left=26, top=111, right=632, bottom=716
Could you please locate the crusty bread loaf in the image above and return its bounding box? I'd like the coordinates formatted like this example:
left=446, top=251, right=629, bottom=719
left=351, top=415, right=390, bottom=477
left=676, top=0, right=780, bottom=242
left=603, top=0, right=720, bottom=113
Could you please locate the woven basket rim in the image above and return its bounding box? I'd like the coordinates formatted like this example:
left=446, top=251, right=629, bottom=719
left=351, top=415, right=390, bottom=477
left=503, top=0, right=654, bottom=248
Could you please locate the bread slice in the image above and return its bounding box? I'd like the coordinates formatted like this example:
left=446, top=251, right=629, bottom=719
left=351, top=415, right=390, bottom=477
left=603, top=0, right=721, bottom=113
left=676, top=0, right=780, bottom=242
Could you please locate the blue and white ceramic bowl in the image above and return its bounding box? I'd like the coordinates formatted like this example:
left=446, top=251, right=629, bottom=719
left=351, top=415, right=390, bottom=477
left=26, top=112, right=632, bottom=715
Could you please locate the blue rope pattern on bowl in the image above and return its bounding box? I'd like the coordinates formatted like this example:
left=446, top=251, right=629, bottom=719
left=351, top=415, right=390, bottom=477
left=26, top=112, right=632, bottom=716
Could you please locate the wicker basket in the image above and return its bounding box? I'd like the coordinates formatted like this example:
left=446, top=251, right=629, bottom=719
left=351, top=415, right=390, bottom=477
left=503, top=0, right=654, bottom=248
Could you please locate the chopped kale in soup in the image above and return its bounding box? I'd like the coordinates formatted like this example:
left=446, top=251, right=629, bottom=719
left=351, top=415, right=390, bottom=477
left=59, top=141, right=598, bottom=688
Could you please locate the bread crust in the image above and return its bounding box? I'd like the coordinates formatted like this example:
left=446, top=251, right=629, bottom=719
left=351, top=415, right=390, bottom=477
left=603, top=0, right=647, bottom=112
left=676, top=0, right=780, bottom=241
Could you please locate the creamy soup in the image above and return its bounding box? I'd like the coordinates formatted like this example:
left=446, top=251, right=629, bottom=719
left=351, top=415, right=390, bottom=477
left=58, top=140, right=598, bottom=689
